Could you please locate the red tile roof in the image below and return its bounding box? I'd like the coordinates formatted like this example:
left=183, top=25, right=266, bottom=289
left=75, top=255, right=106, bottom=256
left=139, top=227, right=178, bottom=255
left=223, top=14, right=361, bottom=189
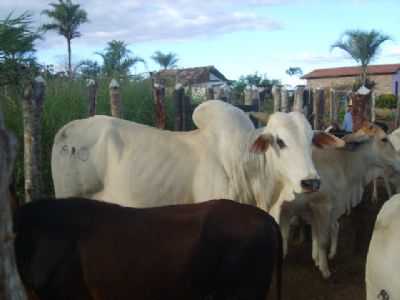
left=302, top=64, right=400, bottom=79
left=154, top=66, right=229, bottom=85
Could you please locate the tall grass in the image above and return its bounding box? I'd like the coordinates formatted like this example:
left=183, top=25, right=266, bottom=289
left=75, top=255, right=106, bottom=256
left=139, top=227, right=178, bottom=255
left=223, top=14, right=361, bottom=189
left=1, top=78, right=175, bottom=200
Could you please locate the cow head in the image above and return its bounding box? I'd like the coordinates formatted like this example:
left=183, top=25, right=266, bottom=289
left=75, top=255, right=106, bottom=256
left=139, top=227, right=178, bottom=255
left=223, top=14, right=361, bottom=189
left=250, top=112, right=344, bottom=195
left=344, top=123, right=400, bottom=173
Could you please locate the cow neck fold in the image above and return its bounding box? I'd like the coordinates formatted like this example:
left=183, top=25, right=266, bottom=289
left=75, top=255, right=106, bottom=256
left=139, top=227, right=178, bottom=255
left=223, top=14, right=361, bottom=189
left=227, top=129, right=283, bottom=213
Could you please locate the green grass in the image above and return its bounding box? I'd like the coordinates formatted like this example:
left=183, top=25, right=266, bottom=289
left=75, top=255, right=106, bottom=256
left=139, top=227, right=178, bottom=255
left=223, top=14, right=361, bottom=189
left=1, top=78, right=175, bottom=200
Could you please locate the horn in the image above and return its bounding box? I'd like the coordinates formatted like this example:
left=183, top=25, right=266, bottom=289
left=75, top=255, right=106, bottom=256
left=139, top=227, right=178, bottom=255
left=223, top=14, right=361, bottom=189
left=343, top=131, right=370, bottom=143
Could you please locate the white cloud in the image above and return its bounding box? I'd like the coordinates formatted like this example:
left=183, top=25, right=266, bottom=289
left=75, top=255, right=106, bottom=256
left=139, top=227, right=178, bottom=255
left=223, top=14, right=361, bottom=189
left=289, top=50, right=352, bottom=64
left=383, top=45, right=400, bottom=58
left=1, top=0, right=286, bottom=48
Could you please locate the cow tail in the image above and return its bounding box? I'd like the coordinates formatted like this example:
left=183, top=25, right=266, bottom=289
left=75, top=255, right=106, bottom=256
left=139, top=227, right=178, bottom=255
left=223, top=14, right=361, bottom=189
left=274, top=221, right=283, bottom=300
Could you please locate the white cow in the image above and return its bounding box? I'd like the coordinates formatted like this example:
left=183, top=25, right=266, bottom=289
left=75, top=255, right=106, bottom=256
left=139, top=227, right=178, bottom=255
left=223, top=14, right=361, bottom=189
left=370, top=127, right=400, bottom=201
left=366, top=193, right=400, bottom=300
left=279, top=124, right=400, bottom=278
left=51, top=100, right=341, bottom=222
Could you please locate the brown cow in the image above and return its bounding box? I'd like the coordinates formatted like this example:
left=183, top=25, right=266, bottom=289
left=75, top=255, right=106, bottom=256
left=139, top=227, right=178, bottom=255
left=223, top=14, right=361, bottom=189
left=14, top=198, right=282, bottom=300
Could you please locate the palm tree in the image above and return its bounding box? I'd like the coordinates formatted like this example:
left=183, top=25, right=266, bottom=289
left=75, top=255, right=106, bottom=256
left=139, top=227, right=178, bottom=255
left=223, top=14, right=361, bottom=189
left=97, top=40, right=145, bottom=79
left=41, top=0, right=88, bottom=78
left=151, top=51, right=179, bottom=70
left=331, top=30, right=390, bottom=86
left=0, top=12, right=41, bottom=86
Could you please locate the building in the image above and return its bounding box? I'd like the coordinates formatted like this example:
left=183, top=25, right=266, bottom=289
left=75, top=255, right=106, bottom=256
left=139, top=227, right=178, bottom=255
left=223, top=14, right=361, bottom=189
left=152, top=65, right=230, bottom=102
left=302, top=64, right=400, bottom=96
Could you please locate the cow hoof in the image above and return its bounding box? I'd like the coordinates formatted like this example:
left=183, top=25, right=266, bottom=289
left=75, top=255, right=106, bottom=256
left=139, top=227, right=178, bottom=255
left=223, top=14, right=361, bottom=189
left=328, top=251, right=336, bottom=260
left=321, top=269, right=331, bottom=279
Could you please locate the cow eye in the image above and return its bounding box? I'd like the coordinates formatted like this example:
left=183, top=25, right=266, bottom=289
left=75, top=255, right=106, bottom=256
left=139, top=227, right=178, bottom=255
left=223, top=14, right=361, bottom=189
left=382, top=137, right=389, bottom=143
left=277, top=138, right=286, bottom=149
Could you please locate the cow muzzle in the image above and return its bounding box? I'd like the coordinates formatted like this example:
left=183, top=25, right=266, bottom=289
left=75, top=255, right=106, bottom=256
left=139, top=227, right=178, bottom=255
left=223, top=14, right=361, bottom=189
left=301, top=179, right=321, bottom=193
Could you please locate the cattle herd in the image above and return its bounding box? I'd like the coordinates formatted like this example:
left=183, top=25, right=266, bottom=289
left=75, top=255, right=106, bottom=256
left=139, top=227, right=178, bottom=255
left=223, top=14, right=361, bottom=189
left=1, top=100, right=400, bottom=299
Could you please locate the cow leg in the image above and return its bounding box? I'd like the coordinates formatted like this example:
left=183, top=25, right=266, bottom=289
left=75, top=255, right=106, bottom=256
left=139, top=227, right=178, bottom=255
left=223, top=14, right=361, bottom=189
left=383, top=175, right=392, bottom=199
left=371, top=178, right=379, bottom=204
left=329, top=221, right=340, bottom=259
left=309, top=198, right=331, bottom=279
left=278, top=200, right=298, bottom=258
left=279, top=212, right=291, bottom=258
left=311, top=224, right=319, bottom=265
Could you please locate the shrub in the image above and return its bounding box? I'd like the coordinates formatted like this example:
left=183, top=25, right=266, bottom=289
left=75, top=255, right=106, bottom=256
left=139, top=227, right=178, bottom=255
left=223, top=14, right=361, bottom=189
left=376, top=94, right=397, bottom=109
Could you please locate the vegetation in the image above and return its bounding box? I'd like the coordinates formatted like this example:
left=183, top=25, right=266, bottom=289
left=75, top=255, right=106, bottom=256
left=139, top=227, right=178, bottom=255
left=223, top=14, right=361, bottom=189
left=331, top=29, right=391, bottom=86
left=376, top=94, right=397, bottom=109
left=151, top=51, right=179, bottom=70
left=0, top=12, right=41, bottom=86
left=41, top=0, right=88, bottom=78
left=286, top=67, right=303, bottom=77
left=75, top=59, right=101, bottom=79
left=96, top=40, right=145, bottom=79
left=1, top=78, right=177, bottom=199
left=231, top=72, right=280, bottom=100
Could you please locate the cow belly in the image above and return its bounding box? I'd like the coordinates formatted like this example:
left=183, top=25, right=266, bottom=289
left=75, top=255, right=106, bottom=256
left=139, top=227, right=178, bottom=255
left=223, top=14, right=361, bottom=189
left=366, top=230, right=400, bottom=300
left=99, top=152, right=230, bottom=207
left=99, top=158, right=198, bottom=207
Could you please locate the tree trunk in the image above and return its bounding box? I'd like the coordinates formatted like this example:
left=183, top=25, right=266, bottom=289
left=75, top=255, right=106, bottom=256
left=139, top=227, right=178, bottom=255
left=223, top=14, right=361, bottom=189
left=361, top=64, right=368, bottom=86
left=67, top=38, right=72, bottom=79
left=0, top=123, right=28, bottom=300
left=109, top=79, right=122, bottom=118
left=87, top=79, right=98, bottom=117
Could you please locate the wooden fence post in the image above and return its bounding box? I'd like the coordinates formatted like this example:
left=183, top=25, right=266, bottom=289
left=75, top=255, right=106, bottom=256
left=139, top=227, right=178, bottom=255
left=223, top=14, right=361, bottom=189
left=22, top=84, right=33, bottom=202
left=293, top=85, right=304, bottom=113
left=22, top=76, right=45, bottom=202
left=329, top=88, right=338, bottom=125
left=272, top=85, right=281, bottom=112
left=281, top=86, right=289, bottom=113
left=303, top=88, right=312, bottom=120
left=395, top=92, right=400, bottom=128
left=352, top=86, right=371, bottom=132
left=371, top=91, right=376, bottom=123
left=206, top=87, right=214, bottom=100
left=313, top=88, right=324, bottom=130
left=87, top=79, right=98, bottom=117
left=174, top=83, right=185, bottom=131
left=32, top=76, right=45, bottom=199
left=183, top=95, right=192, bottom=130
left=153, top=83, right=166, bottom=129
left=109, top=79, right=122, bottom=118
left=0, top=127, right=28, bottom=300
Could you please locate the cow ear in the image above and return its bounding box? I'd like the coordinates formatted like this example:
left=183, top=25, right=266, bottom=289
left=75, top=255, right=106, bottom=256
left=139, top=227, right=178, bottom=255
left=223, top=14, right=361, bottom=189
left=250, top=133, right=273, bottom=153
left=313, top=132, right=345, bottom=149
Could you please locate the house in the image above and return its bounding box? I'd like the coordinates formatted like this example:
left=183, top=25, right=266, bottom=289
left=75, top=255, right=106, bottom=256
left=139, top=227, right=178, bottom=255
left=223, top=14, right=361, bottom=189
left=152, top=66, right=230, bottom=102
left=302, top=64, right=400, bottom=96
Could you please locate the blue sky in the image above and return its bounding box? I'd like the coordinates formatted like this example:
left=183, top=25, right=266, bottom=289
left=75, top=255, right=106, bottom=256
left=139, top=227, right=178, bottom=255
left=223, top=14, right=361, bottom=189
left=2, top=0, right=400, bottom=85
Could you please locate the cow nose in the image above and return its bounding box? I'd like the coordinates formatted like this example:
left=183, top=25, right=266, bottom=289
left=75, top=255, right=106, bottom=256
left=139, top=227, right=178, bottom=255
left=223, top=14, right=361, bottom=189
left=301, top=179, right=321, bottom=192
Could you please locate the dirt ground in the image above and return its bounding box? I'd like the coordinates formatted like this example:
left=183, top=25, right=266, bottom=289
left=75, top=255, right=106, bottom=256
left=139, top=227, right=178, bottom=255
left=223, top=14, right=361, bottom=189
left=269, top=183, right=388, bottom=300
